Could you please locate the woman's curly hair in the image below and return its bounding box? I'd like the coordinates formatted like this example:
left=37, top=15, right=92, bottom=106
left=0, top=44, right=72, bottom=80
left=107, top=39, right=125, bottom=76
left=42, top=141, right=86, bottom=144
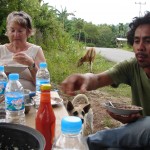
left=127, top=11, right=150, bottom=46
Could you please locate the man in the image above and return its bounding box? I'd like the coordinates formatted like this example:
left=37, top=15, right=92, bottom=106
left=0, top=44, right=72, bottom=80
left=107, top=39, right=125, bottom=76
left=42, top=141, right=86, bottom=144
left=61, top=12, right=150, bottom=149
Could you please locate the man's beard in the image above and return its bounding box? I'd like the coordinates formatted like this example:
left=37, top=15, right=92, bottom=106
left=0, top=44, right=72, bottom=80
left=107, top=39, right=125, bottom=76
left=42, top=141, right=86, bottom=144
left=139, top=62, right=150, bottom=68
left=136, top=52, right=150, bottom=68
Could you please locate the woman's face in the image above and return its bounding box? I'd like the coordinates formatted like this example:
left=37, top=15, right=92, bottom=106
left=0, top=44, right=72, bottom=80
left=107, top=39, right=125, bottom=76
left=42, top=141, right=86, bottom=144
left=6, top=22, right=29, bottom=44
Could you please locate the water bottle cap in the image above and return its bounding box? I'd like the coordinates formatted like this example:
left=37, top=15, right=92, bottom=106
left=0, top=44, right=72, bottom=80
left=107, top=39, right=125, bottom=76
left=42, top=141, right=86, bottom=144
left=0, top=66, right=4, bottom=72
left=9, top=73, right=19, bottom=80
left=61, top=116, right=82, bottom=134
left=39, top=62, right=47, bottom=68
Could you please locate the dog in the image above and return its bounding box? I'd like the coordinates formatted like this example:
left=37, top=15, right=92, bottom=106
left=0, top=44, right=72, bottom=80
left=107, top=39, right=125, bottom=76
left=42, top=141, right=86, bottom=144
left=66, top=94, right=93, bottom=136
left=77, top=47, right=96, bottom=73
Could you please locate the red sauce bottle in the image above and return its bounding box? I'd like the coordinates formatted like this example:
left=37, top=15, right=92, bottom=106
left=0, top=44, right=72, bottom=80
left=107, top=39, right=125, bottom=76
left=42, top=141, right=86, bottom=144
left=36, top=84, right=56, bottom=150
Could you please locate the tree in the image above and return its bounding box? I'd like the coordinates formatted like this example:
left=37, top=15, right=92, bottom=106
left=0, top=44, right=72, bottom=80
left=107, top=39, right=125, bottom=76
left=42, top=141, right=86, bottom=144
left=71, top=18, right=85, bottom=42
left=84, top=22, right=99, bottom=46
left=97, top=24, right=116, bottom=47
left=118, top=23, right=129, bottom=38
left=56, top=7, right=75, bottom=31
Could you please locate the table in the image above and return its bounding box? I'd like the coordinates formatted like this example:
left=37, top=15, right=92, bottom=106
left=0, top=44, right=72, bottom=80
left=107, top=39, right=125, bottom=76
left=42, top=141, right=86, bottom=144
left=25, top=91, right=68, bottom=138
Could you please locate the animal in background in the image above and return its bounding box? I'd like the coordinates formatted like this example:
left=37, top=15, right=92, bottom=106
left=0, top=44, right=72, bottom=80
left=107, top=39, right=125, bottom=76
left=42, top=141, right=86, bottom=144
left=66, top=94, right=93, bottom=136
left=77, top=47, right=96, bottom=72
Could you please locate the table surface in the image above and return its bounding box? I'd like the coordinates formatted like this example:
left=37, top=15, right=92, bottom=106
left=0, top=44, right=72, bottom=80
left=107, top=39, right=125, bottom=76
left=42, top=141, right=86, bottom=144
left=25, top=91, right=68, bottom=138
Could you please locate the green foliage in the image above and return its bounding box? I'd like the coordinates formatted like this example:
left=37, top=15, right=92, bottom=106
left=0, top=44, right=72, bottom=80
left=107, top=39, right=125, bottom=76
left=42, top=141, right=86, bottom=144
left=86, top=43, right=95, bottom=47
left=101, top=84, right=131, bottom=98
left=45, top=46, right=131, bottom=98
left=122, top=44, right=133, bottom=51
left=97, top=24, right=116, bottom=47
left=45, top=42, right=84, bottom=83
left=102, top=116, right=114, bottom=128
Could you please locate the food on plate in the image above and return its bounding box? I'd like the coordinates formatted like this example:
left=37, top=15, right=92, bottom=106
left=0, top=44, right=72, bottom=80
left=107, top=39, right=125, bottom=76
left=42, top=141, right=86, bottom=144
left=103, top=102, right=143, bottom=115
left=111, top=103, right=142, bottom=110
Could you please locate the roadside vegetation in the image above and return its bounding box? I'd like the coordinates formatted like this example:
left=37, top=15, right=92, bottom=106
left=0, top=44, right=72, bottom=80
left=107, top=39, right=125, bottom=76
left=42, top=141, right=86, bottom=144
left=45, top=46, right=131, bottom=98
left=0, top=0, right=131, bottom=98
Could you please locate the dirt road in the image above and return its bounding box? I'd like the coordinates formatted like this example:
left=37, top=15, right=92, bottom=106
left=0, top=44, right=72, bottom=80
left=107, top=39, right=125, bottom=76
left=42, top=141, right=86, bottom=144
left=95, top=47, right=135, bottom=63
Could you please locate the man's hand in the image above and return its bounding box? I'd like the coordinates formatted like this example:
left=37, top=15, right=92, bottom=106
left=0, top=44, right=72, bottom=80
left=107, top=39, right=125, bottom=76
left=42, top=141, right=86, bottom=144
left=61, top=74, right=88, bottom=96
left=107, top=110, right=142, bottom=124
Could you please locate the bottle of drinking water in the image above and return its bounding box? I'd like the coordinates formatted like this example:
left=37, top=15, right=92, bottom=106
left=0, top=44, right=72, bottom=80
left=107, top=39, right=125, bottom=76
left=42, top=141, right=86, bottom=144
left=0, top=66, right=8, bottom=121
left=5, top=73, right=25, bottom=124
left=35, top=62, right=50, bottom=108
left=0, top=66, right=8, bottom=96
left=36, top=62, right=50, bottom=93
left=52, top=116, right=89, bottom=150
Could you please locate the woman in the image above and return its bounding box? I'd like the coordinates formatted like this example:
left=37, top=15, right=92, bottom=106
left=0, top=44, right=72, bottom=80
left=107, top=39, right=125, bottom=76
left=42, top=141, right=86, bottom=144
left=0, top=11, right=46, bottom=91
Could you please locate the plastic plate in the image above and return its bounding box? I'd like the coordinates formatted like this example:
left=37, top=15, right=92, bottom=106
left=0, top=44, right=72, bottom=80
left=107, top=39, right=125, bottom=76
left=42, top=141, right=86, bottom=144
left=32, top=95, right=63, bottom=106
left=102, top=102, right=143, bottom=115
left=4, top=66, right=28, bottom=73
left=51, top=97, right=63, bottom=105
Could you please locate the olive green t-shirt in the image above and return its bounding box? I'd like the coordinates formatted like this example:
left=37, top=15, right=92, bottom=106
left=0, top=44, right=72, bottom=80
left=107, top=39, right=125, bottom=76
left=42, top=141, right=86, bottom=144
left=107, top=58, right=150, bottom=116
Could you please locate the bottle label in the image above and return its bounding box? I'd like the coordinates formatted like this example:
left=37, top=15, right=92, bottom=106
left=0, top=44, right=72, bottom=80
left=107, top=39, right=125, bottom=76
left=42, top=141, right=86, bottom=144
left=5, top=92, right=24, bottom=111
left=36, top=79, right=50, bottom=92
left=0, top=81, right=7, bottom=95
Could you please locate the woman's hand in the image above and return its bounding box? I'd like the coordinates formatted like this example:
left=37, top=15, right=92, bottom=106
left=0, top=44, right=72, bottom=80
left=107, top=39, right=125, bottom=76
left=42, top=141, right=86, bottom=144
left=107, top=110, right=142, bottom=124
left=13, top=52, right=34, bottom=66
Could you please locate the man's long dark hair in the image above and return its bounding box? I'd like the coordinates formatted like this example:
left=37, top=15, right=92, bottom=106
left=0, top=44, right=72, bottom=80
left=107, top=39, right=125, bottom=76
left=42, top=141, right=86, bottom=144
left=127, top=11, right=150, bottom=46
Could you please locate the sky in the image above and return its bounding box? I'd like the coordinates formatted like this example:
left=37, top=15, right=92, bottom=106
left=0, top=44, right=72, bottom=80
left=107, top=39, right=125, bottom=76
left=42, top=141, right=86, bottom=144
left=43, top=0, right=150, bottom=25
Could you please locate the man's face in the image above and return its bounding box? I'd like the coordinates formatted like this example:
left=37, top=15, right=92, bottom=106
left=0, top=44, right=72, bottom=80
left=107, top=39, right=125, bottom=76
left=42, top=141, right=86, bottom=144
left=133, top=24, right=150, bottom=68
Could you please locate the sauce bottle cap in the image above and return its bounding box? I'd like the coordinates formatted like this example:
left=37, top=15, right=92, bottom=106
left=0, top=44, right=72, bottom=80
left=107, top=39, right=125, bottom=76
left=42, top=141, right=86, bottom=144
left=40, top=84, right=51, bottom=92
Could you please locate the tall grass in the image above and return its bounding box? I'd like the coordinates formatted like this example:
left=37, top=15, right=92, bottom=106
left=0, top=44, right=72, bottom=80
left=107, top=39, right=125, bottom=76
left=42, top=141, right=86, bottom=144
left=45, top=48, right=131, bottom=98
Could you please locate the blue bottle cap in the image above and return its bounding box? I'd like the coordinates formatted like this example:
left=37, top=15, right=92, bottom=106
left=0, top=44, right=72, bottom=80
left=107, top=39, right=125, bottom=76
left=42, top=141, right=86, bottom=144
left=39, top=62, right=47, bottom=68
left=0, top=66, right=4, bottom=72
left=9, top=73, right=19, bottom=80
left=61, top=116, right=82, bottom=134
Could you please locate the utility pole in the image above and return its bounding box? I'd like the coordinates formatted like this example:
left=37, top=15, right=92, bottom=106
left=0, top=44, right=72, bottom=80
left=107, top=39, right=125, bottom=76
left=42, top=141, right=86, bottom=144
left=135, top=2, right=146, bottom=17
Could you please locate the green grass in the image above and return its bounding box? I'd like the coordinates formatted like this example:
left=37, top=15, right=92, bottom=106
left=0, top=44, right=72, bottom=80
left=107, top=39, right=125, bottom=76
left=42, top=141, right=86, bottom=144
left=121, top=44, right=133, bottom=52
left=45, top=48, right=131, bottom=98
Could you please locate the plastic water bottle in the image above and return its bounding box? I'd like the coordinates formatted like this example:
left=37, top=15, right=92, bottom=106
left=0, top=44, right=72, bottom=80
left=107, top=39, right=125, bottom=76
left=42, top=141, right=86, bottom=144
left=35, top=62, right=50, bottom=108
left=5, top=73, right=25, bottom=124
left=0, top=66, right=8, bottom=96
left=0, top=66, right=8, bottom=122
left=36, top=62, right=50, bottom=93
left=52, top=116, right=89, bottom=150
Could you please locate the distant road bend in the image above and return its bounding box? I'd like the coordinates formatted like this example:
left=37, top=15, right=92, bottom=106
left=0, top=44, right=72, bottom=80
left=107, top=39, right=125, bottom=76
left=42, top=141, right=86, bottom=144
left=95, top=47, right=135, bottom=63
